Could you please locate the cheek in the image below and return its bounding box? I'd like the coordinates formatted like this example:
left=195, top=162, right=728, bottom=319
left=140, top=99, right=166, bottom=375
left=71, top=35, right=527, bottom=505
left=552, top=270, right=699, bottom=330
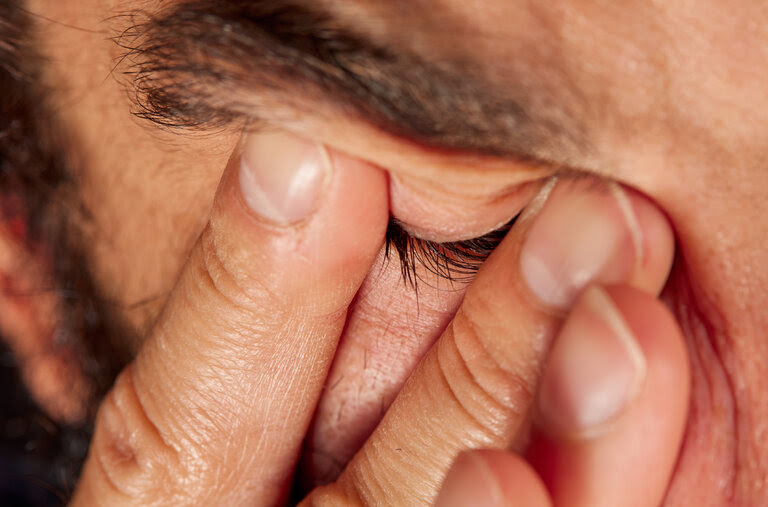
left=389, top=175, right=544, bottom=243
left=82, top=134, right=238, bottom=347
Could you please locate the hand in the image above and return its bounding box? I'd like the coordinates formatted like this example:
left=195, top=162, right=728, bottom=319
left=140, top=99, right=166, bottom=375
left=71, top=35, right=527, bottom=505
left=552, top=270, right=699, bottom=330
left=303, top=178, right=687, bottom=504
left=435, top=285, right=690, bottom=507
left=72, top=127, right=686, bottom=505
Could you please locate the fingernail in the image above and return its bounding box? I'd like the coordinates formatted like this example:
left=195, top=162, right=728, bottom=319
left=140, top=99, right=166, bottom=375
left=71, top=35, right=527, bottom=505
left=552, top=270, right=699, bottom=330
left=520, top=181, right=638, bottom=308
left=537, top=286, right=646, bottom=436
left=436, top=452, right=504, bottom=507
left=238, top=130, right=329, bottom=224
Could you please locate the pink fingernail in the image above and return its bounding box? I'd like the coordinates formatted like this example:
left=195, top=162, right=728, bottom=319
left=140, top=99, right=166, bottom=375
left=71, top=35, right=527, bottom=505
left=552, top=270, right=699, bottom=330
left=520, top=182, right=638, bottom=309
left=239, top=130, right=329, bottom=225
left=537, top=286, right=646, bottom=436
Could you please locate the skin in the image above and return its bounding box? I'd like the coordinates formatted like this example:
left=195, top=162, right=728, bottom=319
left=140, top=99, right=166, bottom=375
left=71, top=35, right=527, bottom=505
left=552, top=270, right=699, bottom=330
left=3, top=0, right=767, bottom=504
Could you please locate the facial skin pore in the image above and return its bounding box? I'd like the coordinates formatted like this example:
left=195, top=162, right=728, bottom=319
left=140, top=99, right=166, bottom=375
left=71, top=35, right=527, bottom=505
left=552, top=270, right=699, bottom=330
left=7, top=0, right=768, bottom=503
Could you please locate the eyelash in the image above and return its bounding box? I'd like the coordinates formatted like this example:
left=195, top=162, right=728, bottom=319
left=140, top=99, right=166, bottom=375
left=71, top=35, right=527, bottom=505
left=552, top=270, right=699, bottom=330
left=384, top=216, right=518, bottom=288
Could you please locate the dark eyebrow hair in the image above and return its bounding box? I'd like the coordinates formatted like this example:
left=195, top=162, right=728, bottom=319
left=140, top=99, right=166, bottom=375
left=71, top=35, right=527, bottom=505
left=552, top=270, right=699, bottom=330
left=117, top=0, right=584, bottom=162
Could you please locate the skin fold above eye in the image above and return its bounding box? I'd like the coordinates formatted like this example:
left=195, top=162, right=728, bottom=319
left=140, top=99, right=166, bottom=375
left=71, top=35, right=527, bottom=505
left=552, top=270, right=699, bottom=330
left=388, top=171, right=544, bottom=243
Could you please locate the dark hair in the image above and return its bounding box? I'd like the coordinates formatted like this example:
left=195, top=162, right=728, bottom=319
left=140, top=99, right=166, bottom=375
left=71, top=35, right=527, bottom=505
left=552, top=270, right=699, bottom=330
left=1, top=2, right=131, bottom=504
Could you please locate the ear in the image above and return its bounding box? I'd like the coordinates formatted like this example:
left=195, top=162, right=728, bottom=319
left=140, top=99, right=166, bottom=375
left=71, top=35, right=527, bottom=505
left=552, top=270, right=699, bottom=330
left=0, top=222, right=89, bottom=423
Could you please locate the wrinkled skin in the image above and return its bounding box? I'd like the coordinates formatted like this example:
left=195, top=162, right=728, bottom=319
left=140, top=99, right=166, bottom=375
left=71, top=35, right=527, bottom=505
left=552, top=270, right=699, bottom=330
left=4, top=0, right=768, bottom=505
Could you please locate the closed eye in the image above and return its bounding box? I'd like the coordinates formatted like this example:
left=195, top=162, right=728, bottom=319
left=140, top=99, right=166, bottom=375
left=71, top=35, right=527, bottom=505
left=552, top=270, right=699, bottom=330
left=384, top=215, right=517, bottom=289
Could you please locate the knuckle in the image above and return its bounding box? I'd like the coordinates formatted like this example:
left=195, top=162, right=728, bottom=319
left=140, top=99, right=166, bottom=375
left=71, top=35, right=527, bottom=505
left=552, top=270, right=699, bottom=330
left=201, top=214, right=354, bottom=322
left=198, top=225, right=285, bottom=313
left=88, top=365, right=183, bottom=502
left=198, top=224, right=342, bottom=325
left=447, top=302, right=535, bottom=426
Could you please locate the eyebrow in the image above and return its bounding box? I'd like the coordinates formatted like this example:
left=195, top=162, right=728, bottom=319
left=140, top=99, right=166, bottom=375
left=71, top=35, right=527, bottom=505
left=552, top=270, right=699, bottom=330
left=119, top=0, right=584, bottom=162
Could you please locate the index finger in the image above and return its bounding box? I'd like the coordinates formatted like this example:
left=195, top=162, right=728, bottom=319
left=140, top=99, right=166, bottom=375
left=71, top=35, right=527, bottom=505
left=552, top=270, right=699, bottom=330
left=72, top=130, right=389, bottom=505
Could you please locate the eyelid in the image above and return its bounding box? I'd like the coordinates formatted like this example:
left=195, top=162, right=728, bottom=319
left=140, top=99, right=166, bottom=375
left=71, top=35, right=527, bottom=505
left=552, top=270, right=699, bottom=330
left=389, top=174, right=543, bottom=243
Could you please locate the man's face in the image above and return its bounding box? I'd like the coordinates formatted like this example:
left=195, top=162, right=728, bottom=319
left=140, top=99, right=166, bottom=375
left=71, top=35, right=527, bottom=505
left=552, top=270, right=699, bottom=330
left=23, top=0, right=768, bottom=502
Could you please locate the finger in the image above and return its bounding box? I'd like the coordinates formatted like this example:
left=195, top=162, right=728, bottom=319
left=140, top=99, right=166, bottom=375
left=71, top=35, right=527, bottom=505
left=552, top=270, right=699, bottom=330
left=300, top=250, right=467, bottom=486
left=308, top=177, right=675, bottom=504
left=436, top=449, right=552, bottom=507
left=72, top=129, right=389, bottom=505
left=528, top=285, right=690, bottom=507
left=301, top=185, right=542, bottom=487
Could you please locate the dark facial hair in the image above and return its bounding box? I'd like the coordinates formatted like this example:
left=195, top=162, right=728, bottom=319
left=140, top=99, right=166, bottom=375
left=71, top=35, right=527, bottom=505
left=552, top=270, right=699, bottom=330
left=1, top=2, right=133, bottom=504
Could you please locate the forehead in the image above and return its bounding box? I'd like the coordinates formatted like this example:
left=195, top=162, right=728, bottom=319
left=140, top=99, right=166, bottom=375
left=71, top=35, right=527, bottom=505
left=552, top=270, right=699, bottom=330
left=325, top=0, right=768, bottom=154
left=325, top=0, right=762, bottom=92
left=328, top=0, right=761, bottom=57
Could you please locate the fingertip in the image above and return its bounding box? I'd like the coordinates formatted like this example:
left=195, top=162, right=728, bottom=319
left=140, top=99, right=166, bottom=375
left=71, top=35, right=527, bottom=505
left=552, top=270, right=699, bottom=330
left=604, top=285, right=691, bottom=437
left=478, top=450, right=553, bottom=507
left=607, top=285, right=689, bottom=379
left=535, top=285, right=648, bottom=439
left=518, top=179, right=674, bottom=312
left=313, top=145, right=390, bottom=275
left=620, top=185, right=676, bottom=296
left=215, top=129, right=390, bottom=312
left=530, top=285, right=690, bottom=507
left=436, top=450, right=552, bottom=507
